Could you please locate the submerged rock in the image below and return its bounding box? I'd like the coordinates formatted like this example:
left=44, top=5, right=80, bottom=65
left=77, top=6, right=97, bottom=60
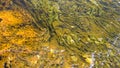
left=0, top=0, right=120, bottom=68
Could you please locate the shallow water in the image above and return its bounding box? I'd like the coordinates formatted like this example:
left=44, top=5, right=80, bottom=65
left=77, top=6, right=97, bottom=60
left=0, top=0, right=120, bottom=68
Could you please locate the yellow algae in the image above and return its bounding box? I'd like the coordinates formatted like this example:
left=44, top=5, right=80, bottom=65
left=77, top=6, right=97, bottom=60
left=0, top=10, right=23, bottom=26
left=0, top=0, right=120, bottom=68
left=0, top=9, right=39, bottom=68
left=10, top=38, right=26, bottom=45
left=16, top=26, right=37, bottom=38
left=1, top=30, right=13, bottom=37
left=0, top=44, right=10, bottom=54
left=27, top=55, right=39, bottom=65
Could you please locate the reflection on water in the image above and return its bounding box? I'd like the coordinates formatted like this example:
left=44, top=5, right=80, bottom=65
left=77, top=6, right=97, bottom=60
left=89, top=53, right=95, bottom=68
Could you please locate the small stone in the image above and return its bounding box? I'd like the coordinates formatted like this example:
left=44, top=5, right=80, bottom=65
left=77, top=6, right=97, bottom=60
left=95, top=41, right=99, bottom=44
left=60, top=50, right=65, bottom=53
left=71, top=56, right=77, bottom=62
left=71, top=26, right=75, bottom=28
left=71, top=64, right=78, bottom=68
left=37, top=55, right=40, bottom=59
left=87, top=38, right=92, bottom=42
left=50, top=49, right=54, bottom=54
left=98, top=38, right=103, bottom=42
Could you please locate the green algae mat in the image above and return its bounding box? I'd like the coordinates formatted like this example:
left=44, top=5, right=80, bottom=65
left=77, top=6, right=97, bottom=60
left=0, top=0, right=120, bottom=68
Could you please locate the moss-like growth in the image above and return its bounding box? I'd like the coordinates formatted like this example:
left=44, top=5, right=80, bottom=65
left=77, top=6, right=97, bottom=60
left=0, top=0, right=120, bottom=68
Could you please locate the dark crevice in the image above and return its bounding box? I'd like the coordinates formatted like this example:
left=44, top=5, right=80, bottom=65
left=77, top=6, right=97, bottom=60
left=0, top=18, right=2, bottom=22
